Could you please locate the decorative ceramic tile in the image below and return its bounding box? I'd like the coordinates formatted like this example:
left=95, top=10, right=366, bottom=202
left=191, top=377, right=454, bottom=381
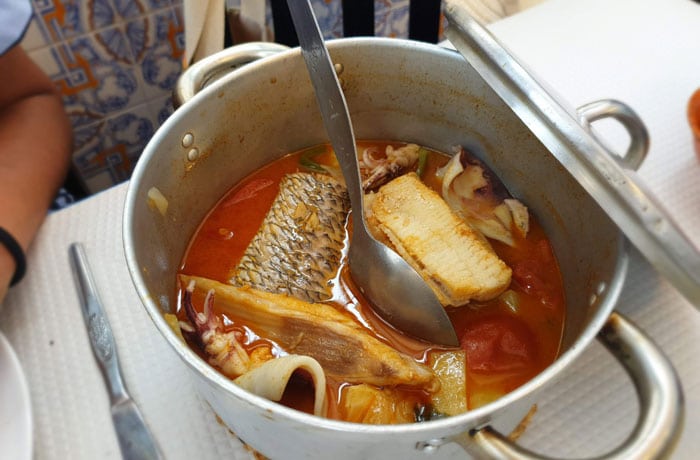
left=22, top=14, right=52, bottom=51
left=95, top=24, right=135, bottom=63
left=439, top=10, right=447, bottom=42
left=144, top=0, right=173, bottom=10
left=310, top=0, right=343, bottom=39
left=117, top=0, right=172, bottom=19
left=31, top=0, right=117, bottom=40
left=24, top=0, right=453, bottom=197
left=127, top=7, right=184, bottom=101
left=87, top=0, right=119, bottom=29
left=375, top=1, right=410, bottom=38
left=108, top=105, right=155, bottom=155
left=72, top=120, right=103, bottom=152
left=72, top=104, right=155, bottom=193
left=30, top=0, right=67, bottom=42
left=152, top=94, right=176, bottom=126
left=125, top=17, right=147, bottom=60
left=60, top=32, right=146, bottom=122
left=375, top=0, right=409, bottom=16
left=113, top=0, right=147, bottom=22
left=71, top=120, right=112, bottom=192
left=28, top=44, right=102, bottom=128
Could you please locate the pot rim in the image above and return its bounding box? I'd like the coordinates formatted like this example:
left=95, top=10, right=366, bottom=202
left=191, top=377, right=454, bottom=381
left=123, top=37, right=629, bottom=436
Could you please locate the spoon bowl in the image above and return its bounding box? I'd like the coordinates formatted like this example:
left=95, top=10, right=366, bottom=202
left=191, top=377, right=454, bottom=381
left=288, top=0, right=458, bottom=346
left=348, top=227, right=459, bottom=346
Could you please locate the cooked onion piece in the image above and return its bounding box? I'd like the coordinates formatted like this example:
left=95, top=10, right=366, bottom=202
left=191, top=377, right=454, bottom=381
left=369, top=173, right=511, bottom=305
left=428, top=350, right=468, bottom=416
left=147, top=186, right=168, bottom=216
left=163, top=313, right=186, bottom=342
left=235, top=355, right=328, bottom=417
left=504, top=198, right=529, bottom=237
left=339, top=384, right=416, bottom=424
left=180, top=275, right=437, bottom=390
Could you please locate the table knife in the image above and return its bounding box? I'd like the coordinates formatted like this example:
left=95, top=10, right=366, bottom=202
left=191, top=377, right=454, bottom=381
left=69, top=242, right=163, bottom=460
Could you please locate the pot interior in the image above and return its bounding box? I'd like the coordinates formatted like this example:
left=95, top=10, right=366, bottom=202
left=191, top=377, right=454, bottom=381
left=124, top=38, right=624, bottom=415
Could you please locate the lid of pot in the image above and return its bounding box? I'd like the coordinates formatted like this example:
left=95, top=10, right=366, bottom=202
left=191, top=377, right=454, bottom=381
left=444, top=0, right=700, bottom=308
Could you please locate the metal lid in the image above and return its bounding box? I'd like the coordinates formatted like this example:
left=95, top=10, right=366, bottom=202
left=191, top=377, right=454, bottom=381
left=444, top=0, right=700, bottom=308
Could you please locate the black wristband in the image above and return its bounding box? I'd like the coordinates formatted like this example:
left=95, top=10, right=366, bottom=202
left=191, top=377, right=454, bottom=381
left=0, top=227, right=26, bottom=286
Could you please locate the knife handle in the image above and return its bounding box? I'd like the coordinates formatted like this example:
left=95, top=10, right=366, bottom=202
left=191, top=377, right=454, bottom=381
left=69, top=243, right=163, bottom=460
left=69, top=242, right=129, bottom=404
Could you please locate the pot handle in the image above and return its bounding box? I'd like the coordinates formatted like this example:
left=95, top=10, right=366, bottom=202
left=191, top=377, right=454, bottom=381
left=450, top=311, right=684, bottom=460
left=173, top=42, right=290, bottom=108
left=576, top=99, right=650, bottom=171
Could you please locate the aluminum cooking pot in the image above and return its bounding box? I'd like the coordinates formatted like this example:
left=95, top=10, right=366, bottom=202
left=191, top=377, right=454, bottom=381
left=123, top=38, right=682, bottom=459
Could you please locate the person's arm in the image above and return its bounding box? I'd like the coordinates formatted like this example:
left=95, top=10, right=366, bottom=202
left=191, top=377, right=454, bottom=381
left=0, top=44, right=72, bottom=300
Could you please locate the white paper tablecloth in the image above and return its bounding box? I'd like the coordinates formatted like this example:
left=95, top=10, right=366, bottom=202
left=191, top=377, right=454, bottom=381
left=1, top=0, right=699, bottom=458
left=488, top=0, right=700, bottom=457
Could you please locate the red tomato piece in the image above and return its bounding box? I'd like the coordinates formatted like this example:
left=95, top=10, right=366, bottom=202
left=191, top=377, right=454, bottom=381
left=460, top=315, right=537, bottom=373
left=513, top=259, right=547, bottom=294
left=512, top=254, right=561, bottom=309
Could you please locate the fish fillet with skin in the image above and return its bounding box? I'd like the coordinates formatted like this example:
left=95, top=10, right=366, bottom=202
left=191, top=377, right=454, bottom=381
left=369, top=173, right=512, bottom=305
left=231, top=172, right=350, bottom=303
left=181, top=275, right=437, bottom=391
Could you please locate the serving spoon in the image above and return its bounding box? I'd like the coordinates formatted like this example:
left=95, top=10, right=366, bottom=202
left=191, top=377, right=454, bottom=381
left=287, top=0, right=459, bottom=346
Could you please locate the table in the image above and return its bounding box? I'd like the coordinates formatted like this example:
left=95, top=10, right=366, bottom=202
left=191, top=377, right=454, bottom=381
left=2, top=0, right=699, bottom=458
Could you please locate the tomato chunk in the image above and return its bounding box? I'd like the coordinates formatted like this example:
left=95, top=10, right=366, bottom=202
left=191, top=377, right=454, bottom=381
left=460, top=315, right=537, bottom=373
left=511, top=240, right=562, bottom=308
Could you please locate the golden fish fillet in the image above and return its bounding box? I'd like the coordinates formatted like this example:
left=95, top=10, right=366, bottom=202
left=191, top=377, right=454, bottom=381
left=180, top=275, right=437, bottom=390
left=369, top=173, right=512, bottom=305
left=231, top=172, right=350, bottom=303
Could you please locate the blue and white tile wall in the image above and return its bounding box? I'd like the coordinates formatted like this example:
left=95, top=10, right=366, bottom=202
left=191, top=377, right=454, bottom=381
left=22, top=0, right=184, bottom=194
left=22, top=0, right=443, bottom=195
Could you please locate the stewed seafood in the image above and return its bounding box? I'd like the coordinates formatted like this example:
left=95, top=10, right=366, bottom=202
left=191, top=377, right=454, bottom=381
left=231, top=172, right=350, bottom=303
left=173, top=141, right=566, bottom=423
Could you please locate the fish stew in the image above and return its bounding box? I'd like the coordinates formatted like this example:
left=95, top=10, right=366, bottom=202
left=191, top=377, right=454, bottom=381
left=175, top=141, right=566, bottom=423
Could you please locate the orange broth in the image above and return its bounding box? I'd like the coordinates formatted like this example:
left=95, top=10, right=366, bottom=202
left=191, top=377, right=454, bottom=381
left=177, top=141, right=566, bottom=419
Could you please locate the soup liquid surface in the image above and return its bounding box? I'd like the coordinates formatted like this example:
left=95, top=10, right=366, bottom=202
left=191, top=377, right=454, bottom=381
left=178, top=142, right=566, bottom=417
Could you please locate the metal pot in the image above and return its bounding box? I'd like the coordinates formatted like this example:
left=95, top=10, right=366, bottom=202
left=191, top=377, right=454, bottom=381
left=123, top=38, right=682, bottom=459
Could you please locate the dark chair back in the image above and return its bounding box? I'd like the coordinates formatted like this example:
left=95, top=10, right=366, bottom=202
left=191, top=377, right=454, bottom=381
left=268, top=0, right=443, bottom=46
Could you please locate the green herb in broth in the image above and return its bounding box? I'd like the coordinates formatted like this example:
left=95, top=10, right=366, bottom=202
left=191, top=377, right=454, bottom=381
left=415, top=147, right=429, bottom=178
left=299, top=145, right=328, bottom=172
left=414, top=404, right=448, bottom=423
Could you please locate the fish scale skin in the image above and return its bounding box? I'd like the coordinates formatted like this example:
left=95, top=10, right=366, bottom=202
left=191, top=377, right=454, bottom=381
left=232, top=172, right=350, bottom=302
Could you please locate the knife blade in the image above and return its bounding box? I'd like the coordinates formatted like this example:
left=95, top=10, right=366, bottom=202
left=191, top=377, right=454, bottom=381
left=69, top=242, right=163, bottom=460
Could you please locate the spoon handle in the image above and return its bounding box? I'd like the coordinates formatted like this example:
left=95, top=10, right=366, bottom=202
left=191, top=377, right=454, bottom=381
left=287, top=0, right=459, bottom=346
left=287, top=0, right=366, bottom=222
